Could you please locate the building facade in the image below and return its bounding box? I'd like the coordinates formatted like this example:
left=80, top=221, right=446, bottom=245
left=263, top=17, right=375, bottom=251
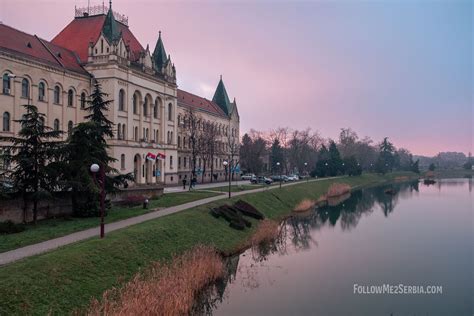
left=0, top=2, right=239, bottom=186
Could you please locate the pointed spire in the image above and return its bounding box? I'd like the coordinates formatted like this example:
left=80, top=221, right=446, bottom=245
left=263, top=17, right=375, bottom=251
left=153, top=31, right=167, bottom=72
left=212, top=76, right=232, bottom=115
left=102, top=1, right=120, bottom=42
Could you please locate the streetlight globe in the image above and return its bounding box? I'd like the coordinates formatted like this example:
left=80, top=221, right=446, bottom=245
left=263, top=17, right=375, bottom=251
left=276, top=162, right=280, bottom=166
left=90, top=163, right=100, bottom=173
left=223, top=161, right=228, bottom=166
left=304, top=162, right=308, bottom=166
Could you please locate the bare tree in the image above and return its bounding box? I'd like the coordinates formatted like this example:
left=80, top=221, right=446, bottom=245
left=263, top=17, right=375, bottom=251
left=200, top=122, right=220, bottom=182
left=225, top=121, right=240, bottom=180
left=183, top=107, right=202, bottom=187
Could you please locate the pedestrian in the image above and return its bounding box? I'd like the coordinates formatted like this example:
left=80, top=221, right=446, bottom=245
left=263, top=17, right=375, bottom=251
left=192, top=176, right=197, bottom=188
left=182, top=178, right=187, bottom=190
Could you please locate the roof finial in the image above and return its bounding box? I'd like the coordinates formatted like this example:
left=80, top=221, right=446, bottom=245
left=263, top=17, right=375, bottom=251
left=109, top=0, right=112, bottom=9
left=220, top=74, right=222, bottom=80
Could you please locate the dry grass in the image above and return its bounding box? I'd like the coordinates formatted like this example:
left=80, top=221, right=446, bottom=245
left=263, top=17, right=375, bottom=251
left=394, top=176, right=409, bottom=182
left=293, top=199, right=316, bottom=212
left=327, top=192, right=351, bottom=206
left=86, top=245, right=224, bottom=316
left=249, top=219, right=280, bottom=247
left=327, top=183, right=351, bottom=198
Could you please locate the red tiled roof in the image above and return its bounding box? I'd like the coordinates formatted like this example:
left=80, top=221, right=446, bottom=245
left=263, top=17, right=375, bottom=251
left=51, top=15, right=144, bottom=62
left=0, top=23, right=87, bottom=75
left=177, top=89, right=227, bottom=117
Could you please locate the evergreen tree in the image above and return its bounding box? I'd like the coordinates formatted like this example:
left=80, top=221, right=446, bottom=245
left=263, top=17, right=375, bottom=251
left=270, top=138, right=284, bottom=174
left=312, top=145, right=329, bottom=177
left=411, top=159, right=420, bottom=174
left=343, top=156, right=362, bottom=176
left=0, top=104, right=62, bottom=223
left=62, top=81, right=130, bottom=216
left=328, top=141, right=343, bottom=176
left=375, top=137, right=395, bottom=174
left=428, top=163, right=436, bottom=171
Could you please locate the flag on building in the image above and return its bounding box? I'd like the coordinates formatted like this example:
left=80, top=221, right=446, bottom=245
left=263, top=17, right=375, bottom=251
left=156, top=153, right=166, bottom=160
left=146, top=152, right=156, bottom=161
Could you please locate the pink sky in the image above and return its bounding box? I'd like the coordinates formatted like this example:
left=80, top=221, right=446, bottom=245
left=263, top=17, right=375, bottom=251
left=0, top=0, right=472, bottom=156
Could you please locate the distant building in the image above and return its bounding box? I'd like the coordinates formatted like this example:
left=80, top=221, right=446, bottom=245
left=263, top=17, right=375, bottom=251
left=0, top=2, right=239, bottom=185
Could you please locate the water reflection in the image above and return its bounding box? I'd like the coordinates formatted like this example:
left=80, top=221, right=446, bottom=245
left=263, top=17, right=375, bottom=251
left=194, top=179, right=473, bottom=315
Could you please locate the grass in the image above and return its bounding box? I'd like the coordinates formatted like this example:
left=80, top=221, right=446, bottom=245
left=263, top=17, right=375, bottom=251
left=0, top=172, right=418, bottom=315
left=0, top=191, right=220, bottom=254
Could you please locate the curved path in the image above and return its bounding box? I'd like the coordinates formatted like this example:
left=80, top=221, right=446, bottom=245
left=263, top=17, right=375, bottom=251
left=0, top=179, right=328, bottom=266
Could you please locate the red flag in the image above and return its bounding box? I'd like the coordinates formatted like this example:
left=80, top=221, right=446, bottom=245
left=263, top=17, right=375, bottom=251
left=156, top=153, right=166, bottom=160
left=146, top=152, right=156, bottom=161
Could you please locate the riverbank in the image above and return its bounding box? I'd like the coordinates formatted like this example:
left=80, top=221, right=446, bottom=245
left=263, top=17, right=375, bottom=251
left=0, top=172, right=417, bottom=315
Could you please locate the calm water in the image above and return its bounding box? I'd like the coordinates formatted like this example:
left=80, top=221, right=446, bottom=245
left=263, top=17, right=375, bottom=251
left=195, top=179, right=473, bottom=316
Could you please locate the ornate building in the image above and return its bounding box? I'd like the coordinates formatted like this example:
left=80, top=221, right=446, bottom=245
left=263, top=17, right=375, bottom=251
left=0, top=2, right=239, bottom=186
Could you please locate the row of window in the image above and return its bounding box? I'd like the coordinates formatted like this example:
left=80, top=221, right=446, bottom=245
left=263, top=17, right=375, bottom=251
left=177, top=114, right=237, bottom=137
left=2, top=111, right=75, bottom=135
left=2, top=73, right=87, bottom=108
left=177, top=156, right=229, bottom=170
left=122, top=90, right=174, bottom=121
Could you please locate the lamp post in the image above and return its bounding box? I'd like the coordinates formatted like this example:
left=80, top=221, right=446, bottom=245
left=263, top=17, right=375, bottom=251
left=223, top=160, right=231, bottom=198
left=276, top=162, right=281, bottom=188
left=90, top=163, right=106, bottom=238
left=304, top=162, right=308, bottom=181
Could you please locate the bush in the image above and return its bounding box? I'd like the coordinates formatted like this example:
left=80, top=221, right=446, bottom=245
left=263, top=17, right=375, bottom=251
left=0, top=220, right=26, bottom=235
left=116, top=195, right=146, bottom=208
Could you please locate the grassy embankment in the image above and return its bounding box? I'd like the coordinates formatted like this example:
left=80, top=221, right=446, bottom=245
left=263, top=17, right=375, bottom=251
left=0, top=172, right=417, bottom=315
left=0, top=191, right=220, bottom=254
left=424, top=169, right=473, bottom=179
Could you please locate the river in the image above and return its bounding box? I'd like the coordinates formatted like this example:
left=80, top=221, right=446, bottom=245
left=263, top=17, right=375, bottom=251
left=194, top=179, right=473, bottom=315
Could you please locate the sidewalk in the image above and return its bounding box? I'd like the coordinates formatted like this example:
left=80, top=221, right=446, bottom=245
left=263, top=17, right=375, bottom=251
left=164, top=179, right=251, bottom=193
left=0, top=178, right=327, bottom=266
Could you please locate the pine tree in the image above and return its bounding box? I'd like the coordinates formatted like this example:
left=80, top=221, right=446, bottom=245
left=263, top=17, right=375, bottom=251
left=270, top=138, right=284, bottom=174
left=375, top=137, right=395, bottom=174
left=328, top=141, right=343, bottom=176
left=0, top=104, right=62, bottom=223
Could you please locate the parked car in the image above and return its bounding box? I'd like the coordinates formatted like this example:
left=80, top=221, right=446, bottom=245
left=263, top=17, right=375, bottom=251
left=287, top=175, right=299, bottom=181
left=241, top=173, right=255, bottom=180
left=251, top=176, right=273, bottom=185
left=271, top=175, right=288, bottom=182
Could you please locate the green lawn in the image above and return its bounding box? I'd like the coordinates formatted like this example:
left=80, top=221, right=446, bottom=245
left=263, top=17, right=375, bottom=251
left=0, top=191, right=220, bottom=254
left=0, top=173, right=418, bottom=315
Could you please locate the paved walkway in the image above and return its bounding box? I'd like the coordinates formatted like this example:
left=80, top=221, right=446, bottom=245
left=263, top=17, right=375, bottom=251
left=0, top=178, right=328, bottom=266
left=164, top=179, right=251, bottom=193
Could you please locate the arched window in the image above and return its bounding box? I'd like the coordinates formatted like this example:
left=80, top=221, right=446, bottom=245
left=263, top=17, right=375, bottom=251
left=117, top=123, right=122, bottom=139
left=80, top=92, right=86, bottom=109
left=153, top=99, right=158, bottom=119
left=21, top=78, right=29, bottom=98
left=53, top=86, right=61, bottom=104
left=177, top=115, right=181, bottom=126
left=2, top=73, right=11, bottom=95
left=2, top=112, right=10, bottom=132
left=67, top=121, right=73, bottom=136
left=53, top=119, right=60, bottom=131
left=178, top=136, right=181, bottom=148
left=122, top=124, right=126, bottom=140
left=121, top=154, right=125, bottom=169
left=134, top=126, right=138, bottom=141
left=183, top=136, right=186, bottom=149
left=143, top=97, right=148, bottom=117
left=67, top=89, right=74, bottom=107
left=38, top=82, right=45, bottom=101
left=155, top=130, right=159, bottom=142
left=133, top=93, right=139, bottom=114
left=119, top=89, right=125, bottom=111
left=168, top=103, right=173, bottom=121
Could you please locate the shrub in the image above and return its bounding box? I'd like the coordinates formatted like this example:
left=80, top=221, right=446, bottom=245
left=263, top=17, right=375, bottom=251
left=327, top=183, right=351, bottom=198
left=293, top=199, right=316, bottom=212
left=233, top=200, right=264, bottom=219
left=0, top=220, right=26, bottom=235
left=249, top=219, right=280, bottom=247
left=117, top=195, right=146, bottom=208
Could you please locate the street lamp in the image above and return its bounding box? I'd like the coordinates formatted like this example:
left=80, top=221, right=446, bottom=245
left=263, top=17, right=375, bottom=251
left=304, top=162, right=308, bottom=181
left=276, top=162, right=281, bottom=188
left=90, top=163, right=106, bottom=238
left=223, top=160, right=231, bottom=198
